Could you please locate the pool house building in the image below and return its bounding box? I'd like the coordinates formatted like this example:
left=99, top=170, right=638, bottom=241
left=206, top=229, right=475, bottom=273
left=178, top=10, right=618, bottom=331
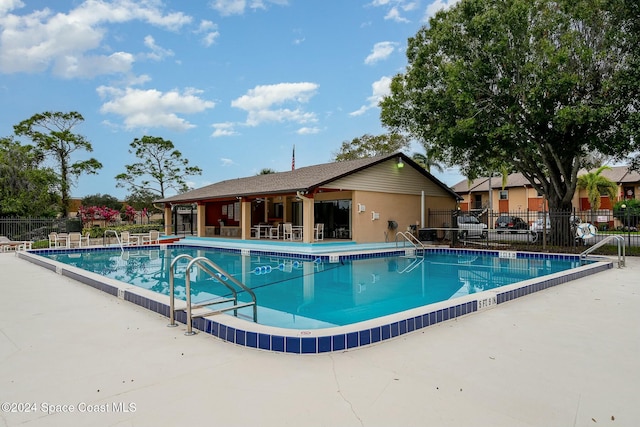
left=156, top=152, right=460, bottom=243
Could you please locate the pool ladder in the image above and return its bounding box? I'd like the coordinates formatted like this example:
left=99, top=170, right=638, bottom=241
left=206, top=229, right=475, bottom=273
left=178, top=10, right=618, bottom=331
left=104, top=229, right=124, bottom=252
left=168, top=254, right=258, bottom=335
left=395, top=231, right=426, bottom=251
left=394, top=232, right=426, bottom=273
left=580, top=235, right=626, bottom=268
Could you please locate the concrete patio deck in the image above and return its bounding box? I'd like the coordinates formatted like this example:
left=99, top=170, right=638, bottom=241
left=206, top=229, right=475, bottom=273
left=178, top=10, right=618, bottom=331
left=0, top=252, right=638, bottom=427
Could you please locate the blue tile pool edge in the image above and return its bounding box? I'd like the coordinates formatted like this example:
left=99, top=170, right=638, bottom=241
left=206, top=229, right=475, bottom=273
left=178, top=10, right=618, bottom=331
left=17, top=249, right=613, bottom=354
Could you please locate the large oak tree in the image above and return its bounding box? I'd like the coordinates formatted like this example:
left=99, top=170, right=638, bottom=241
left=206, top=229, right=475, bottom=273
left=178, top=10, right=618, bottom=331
left=381, top=0, right=639, bottom=240
left=332, top=133, right=410, bottom=161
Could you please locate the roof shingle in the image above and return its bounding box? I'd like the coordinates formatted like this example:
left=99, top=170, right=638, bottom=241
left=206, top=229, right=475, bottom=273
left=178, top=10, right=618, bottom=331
left=157, top=153, right=459, bottom=204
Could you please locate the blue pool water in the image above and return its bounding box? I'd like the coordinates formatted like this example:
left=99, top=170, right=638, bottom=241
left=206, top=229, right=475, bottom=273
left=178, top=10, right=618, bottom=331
left=39, top=247, right=586, bottom=329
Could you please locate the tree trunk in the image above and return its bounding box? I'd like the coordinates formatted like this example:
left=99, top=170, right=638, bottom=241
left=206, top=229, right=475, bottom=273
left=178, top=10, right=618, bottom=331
left=547, top=198, right=575, bottom=246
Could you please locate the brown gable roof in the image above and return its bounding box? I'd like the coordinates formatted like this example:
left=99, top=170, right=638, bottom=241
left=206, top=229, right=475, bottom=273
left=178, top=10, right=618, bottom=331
left=452, top=165, right=639, bottom=194
left=596, top=165, right=640, bottom=183
left=452, top=173, right=532, bottom=192
left=156, top=152, right=460, bottom=204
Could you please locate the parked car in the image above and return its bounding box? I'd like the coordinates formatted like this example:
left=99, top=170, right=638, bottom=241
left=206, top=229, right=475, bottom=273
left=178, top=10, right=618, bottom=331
left=530, top=217, right=550, bottom=234
left=530, top=215, right=581, bottom=242
left=495, top=215, right=529, bottom=233
left=457, top=215, right=488, bottom=239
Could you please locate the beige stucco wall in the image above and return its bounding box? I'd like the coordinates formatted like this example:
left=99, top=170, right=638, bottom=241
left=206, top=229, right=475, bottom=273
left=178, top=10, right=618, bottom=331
left=501, top=187, right=528, bottom=212
left=461, top=186, right=583, bottom=213
left=351, top=191, right=456, bottom=243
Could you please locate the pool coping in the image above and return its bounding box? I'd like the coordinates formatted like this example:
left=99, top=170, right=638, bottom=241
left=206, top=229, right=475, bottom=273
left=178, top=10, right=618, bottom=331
left=18, top=244, right=613, bottom=354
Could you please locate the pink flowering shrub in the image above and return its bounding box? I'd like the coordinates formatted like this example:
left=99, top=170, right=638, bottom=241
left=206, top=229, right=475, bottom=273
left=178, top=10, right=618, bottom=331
left=78, top=205, right=121, bottom=226
left=123, top=204, right=137, bottom=223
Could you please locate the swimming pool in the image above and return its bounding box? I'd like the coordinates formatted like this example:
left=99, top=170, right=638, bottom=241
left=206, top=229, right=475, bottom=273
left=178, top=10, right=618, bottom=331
left=37, top=246, right=589, bottom=329
left=22, top=244, right=612, bottom=353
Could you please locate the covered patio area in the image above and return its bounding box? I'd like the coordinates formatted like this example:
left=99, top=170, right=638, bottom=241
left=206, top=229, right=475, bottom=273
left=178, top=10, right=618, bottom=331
left=156, top=153, right=460, bottom=244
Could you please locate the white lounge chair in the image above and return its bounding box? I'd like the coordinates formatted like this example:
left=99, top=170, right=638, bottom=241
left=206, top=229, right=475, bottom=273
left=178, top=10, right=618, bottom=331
left=141, top=230, right=160, bottom=245
left=268, top=223, right=280, bottom=239
left=67, top=232, right=83, bottom=248
left=48, top=232, right=58, bottom=248
left=314, top=223, right=324, bottom=241
left=120, top=231, right=138, bottom=246
left=282, top=223, right=293, bottom=240
left=0, top=236, right=32, bottom=252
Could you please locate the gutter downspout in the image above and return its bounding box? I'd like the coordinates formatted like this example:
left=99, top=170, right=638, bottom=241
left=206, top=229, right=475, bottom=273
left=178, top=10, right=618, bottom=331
left=421, top=190, right=425, bottom=228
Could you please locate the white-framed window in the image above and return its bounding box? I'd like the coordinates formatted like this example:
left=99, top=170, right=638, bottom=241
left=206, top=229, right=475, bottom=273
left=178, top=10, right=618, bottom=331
left=499, top=190, right=508, bottom=200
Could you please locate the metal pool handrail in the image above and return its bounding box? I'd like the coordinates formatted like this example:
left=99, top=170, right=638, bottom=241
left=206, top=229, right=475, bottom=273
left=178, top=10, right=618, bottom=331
left=580, top=234, right=625, bottom=268
left=104, top=229, right=124, bottom=252
left=168, top=254, right=258, bottom=335
left=395, top=231, right=426, bottom=251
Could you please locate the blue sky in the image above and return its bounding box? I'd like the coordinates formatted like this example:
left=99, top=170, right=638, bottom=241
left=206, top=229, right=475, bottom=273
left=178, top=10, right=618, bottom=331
left=0, top=0, right=464, bottom=199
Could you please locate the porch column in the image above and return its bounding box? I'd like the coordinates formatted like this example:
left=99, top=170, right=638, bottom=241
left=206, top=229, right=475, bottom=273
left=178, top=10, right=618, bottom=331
left=197, top=202, right=206, bottom=237
left=302, top=196, right=314, bottom=243
left=163, top=203, right=172, bottom=236
left=241, top=200, right=252, bottom=240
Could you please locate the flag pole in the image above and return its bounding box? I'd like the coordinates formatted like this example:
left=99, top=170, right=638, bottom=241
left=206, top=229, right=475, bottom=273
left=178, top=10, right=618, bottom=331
left=292, top=144, right=295, bottom=171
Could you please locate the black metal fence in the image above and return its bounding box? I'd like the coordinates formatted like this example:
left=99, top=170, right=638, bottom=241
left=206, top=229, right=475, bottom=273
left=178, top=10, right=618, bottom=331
left=3, top=210, right=638, bottom=251
left=422, top=209, right=639, bottom=250
left=0, top=217, right=82, bottom=241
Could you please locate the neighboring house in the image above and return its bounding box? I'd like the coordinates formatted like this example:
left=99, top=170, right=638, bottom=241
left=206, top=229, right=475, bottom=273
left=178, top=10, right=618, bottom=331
left=452, top=173, right=544, bottom=213
left=156, top=152, right=461, bottom=243
left=452, top=166, right=640, bottom=226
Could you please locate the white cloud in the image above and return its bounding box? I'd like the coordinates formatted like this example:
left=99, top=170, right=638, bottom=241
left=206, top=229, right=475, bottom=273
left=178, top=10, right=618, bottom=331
left=209, top=0, right=288, bottom=16
left=384, top=7, right=409, bottom=23
left=0, top=0, right=24, bottom=15
left=403, top=2, right=418, bottom=12
left=198, top=20, right=216, bottom=31
left=423, top=0, right=461, bottom=21
left=231, top=82, right=318, bottom=126
left=370, top=0, right=417, bottom=23
left=202, top=31, right=219, bottom=46
left=364, top=41, right=397, bottom=65
left=97, top=86, right=215, bottom=131
left=142, top=35, right=174, bottom=61
left=210, top=0, right=246, bottom=16
left=220, top=158, right=235, bottom=166
left=54, top=51, right=135, bottom=78
left=211, top=122, right=238, bottom=137
left=196, top=20, right=219, bottom=46
left=292, top=28, right=305, bottom=45
left=296, top=127, right=320, bottom=135
left=121, top=73, right=152, bottom=86
left=0, top=0, right=191, bottom=77
left=350, top=75, right=391, bottom=116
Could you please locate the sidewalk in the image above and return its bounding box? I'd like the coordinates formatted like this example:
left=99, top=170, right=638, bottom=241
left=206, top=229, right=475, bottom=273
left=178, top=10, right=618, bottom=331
left=1, top=253, right=639, bottom=427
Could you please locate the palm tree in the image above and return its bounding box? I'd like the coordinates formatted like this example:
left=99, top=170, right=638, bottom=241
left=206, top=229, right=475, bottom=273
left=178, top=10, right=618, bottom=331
left=577, top=165, right=618, bottom=222
left=257, top=168, right=276, bottom=175
left=411, top=152, right=443, bottom=173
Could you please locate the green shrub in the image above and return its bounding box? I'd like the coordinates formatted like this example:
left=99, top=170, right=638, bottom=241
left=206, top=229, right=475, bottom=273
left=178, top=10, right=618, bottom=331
left=83, top=224, right=162, bottom=238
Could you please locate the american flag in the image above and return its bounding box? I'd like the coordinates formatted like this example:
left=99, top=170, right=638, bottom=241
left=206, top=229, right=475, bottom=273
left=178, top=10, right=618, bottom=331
left=291, top=144, right=295, bottom=170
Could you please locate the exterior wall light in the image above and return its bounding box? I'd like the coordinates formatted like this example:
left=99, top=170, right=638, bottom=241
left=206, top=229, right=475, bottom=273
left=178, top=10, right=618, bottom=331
left=397, top=157, right=404, bottom=168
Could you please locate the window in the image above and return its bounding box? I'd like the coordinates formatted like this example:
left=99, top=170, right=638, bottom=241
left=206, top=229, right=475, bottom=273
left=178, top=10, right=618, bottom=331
left=473, top=194, right=482, bottom=209
left=499, top=190, right=508, bottom=200
left=314, top=199, right=352, bottom=239
left=624, top=186, right=635, bottom=199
